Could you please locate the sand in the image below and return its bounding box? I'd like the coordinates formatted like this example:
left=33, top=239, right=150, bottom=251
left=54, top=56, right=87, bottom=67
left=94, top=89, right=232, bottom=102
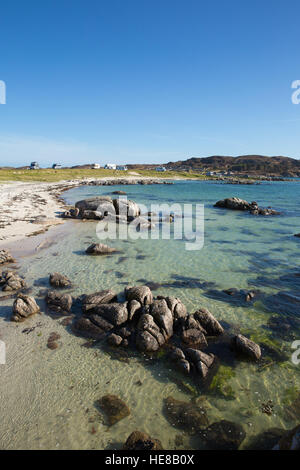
left=0, top=176, right=173, bottom=247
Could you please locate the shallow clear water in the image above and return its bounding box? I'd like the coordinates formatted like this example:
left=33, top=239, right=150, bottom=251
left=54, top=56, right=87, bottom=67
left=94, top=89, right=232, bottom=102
left=0, top=180, right=300, bottom=449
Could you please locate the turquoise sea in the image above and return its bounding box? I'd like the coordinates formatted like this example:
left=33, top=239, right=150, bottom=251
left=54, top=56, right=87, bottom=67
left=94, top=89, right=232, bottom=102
left=0, top=180, right=299, bottom=449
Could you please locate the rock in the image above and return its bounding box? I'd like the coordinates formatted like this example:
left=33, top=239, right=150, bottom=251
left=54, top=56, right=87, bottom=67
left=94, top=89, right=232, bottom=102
left=234, top=334, right=261, bottom=361
left=199, top=420, right=246, bottom=450
left=193, top=308, right=224, bottom=336
left=175, top=359, right=191, bottom=375
left=244, top=428, right=285, bottom=450
left=47, top=332, right=61, bottom=350
left=214, top=197, right=280, bottom=216
left=0, top=249, right=15, bottom=264
left=0, top=271, right=26, bottom=291
left=136, top=314, right=165, bottom=351
left=182, top=329, right=208, bottom=348
left=113, top=198, right=140, bottom=218
left=49, top=272, right=71, bottom=288
left=112, top=190, right=127, bottom=195
left=94, top=303, right=128, bottom=326
left=81, top=210, right=103, bottom=220
left=150, top=299, right=173, bottom=339
left=125, top=285, right=153, bottom=305
left=86, top=243, right=117, bottom=255
left=75, top=196, right=115, bottom=216
left=123, top=431, right=163, bottom=450
left=127, top=299, right=142, bottom=321
left=185, top=348, right=215, bottom=368
left=107, top=333, right=123, bottom=346
left=162, top=296, right=188, bottom=322
left=11, top=294, right=40, bottom=322
left=45, top=291, right=72, bottom=313
left=72, top=317, right=105, bottom=339
left=82, top=290, right=117, bottom=313
left=136, top=330, right=160, bottom=352
left=89, top=313, right=114, bottom=332
left=273, top=424, right=300, bottom=450
left=169, top=347, right=185, bottom=361
left=164, top=396, right=208, bottom=433
left=294, top=233, right=300, bottom=238
left=97, top=394, right=130, bottom=425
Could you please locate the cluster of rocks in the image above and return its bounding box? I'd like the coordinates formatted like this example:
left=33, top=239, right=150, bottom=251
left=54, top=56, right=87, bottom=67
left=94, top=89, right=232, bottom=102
left=0, top=249, right=15, bottom=265
left=214, top=197, right=280, bottom=215
left=71, top=284, right=262, bottom=386
left=0, top=271, right=27, bottom=291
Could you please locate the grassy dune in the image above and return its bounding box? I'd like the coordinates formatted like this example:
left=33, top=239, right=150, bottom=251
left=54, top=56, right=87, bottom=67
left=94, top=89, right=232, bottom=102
left=0, top=168, right=208, bottom=182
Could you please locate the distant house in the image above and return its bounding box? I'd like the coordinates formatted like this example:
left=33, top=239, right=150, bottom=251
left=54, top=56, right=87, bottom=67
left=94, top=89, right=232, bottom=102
left=156, top=166, right=166, bottom=172
left=116, top=165, right=127, bottom=171
left=30, top=161, right=40, bottom=170
left=104, top=163, right=116, bottom=170
left=52, top=163, right=62, bottom=169
left=92, top=163, right=101, bottom=169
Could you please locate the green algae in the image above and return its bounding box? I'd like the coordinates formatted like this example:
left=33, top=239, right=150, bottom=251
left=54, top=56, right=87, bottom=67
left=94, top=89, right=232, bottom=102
left=209, top=365, right=236, bottom=399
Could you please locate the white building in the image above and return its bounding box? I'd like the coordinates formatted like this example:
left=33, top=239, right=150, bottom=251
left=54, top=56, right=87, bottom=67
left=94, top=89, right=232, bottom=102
left=156, top=166, right=166, bottom=172
left=104, top=163, right=116, bottom=170
left=92, top=163, right=101, bottom=169
left=116, top=165, right=127, bottom=171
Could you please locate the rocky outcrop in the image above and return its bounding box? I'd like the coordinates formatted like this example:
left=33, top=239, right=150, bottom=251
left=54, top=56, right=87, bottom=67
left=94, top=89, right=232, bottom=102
left=0, top=271, right=26, bottom=291
left=199, top=420, right=246, bottom=450
left=123, top=431, right=163, bottom=450
left=214, top=197, right=280, bottom=215
left=85, top=243, right=117, bottom=255
left=233, top=334, right=261, bottom=361
left=294, top=233, right=300, bottom=238
left=49, top=272, right=71, bottom=288
left=97, top=394, right=130, bottom=425
left=45, top=291, right=72, bottom=313
left=164, top=396, right=208, bottom=433
left=82, top=290, right=117, bottom=312
left=63, top=196, right=142, bottom=222
left=0, top=250, right=15, bottom=265
left=11, top=294, right=40, bottom=322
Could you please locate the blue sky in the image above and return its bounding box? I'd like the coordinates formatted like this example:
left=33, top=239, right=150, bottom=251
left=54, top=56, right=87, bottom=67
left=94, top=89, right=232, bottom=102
left=0, top=0, right=300, bottom=167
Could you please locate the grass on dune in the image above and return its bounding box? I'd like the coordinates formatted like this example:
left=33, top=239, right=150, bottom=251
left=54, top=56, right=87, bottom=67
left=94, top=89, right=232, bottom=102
left=0, top=168, right=208, bottom=183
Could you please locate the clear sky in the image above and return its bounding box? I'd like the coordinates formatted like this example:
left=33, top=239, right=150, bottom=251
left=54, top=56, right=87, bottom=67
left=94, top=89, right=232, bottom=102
left=0, top=0, right=300, bottom=167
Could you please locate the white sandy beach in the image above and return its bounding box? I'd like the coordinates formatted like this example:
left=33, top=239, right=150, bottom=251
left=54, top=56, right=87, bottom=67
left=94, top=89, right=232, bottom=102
left=0, top=176, right=173, bottom=247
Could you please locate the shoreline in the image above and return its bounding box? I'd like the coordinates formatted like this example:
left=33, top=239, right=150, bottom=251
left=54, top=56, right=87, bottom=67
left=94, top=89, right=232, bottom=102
left=0, top=176, right=180, bottom=247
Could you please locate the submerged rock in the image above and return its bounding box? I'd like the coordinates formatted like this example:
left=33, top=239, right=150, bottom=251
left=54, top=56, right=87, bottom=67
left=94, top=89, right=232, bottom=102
left=199, top=420, right=246, bottom=450
left=97, top=394, right=130, bottom=425
left=164, top=396, right=208, bottom=433
left=107, top=333, right=123, bottom=346
left=123, top=431, right=163, bottom=450
left=47, top=332, right=61, bottom=350
left=0, top=271, right=26, bottom=291
left=45, top=291, right=73, bottom=313
left=86, top=243, right=117, bottom=255
left=234, top=334, right=261, bottom=361
left=0, top=249, right=15, bottom=265
left=273, top=424, right=300, bottom=450
left=244, top=428, right=285, bottom=450
left=11, top=294, right=40, bottom=322
left=49, top=272, right=71, bottom=288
